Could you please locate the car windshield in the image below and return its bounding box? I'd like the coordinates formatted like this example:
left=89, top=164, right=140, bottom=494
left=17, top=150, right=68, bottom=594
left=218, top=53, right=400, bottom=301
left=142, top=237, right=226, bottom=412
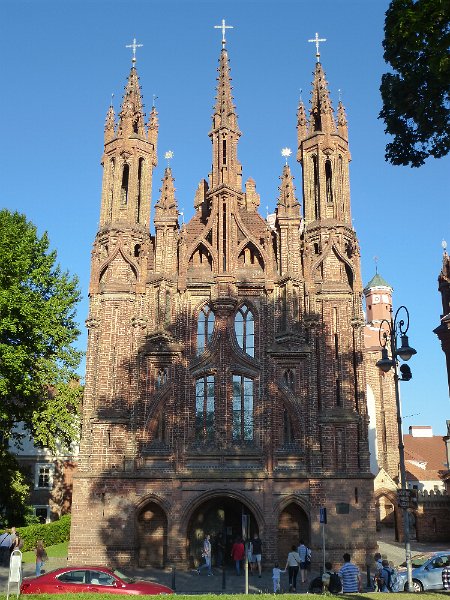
left=113, top=569, right=135, bottom=584
left=399, top=553, right=433, bottom=568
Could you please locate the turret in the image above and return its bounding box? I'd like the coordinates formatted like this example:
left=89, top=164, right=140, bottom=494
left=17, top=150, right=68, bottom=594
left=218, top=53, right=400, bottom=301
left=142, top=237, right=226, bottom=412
left=154, top=167, right=179, bottom=274
left=98, top=62, right=158, bottom=230
left=275, top=163, right=301, bottom=277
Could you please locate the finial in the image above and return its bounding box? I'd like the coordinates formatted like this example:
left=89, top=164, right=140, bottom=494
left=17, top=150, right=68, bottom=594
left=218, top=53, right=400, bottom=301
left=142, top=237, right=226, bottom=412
left=338, top=88, right=342, bottom=102
left=443, top=239, right=448, bottom=253
left=373, top=256, right=379, bottom=274
left=214, top=19, right=233, bottom=48
left=281, top=147, right=292, bottom=165
left=164, top=150, right=174, bottom=167
left=152, top=94, right=158, bottom=108
left=299, top=88, right=303, bottom=103
left=308, top=32, right=327, bottom=62
left=110, top=93, right=114, bottom=108
left=126, top=37, right=143, bottom=65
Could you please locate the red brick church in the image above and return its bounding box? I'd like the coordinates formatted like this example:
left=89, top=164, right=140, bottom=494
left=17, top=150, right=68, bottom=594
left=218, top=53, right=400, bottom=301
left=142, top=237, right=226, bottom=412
left=69, top=31, right=381, bottom=569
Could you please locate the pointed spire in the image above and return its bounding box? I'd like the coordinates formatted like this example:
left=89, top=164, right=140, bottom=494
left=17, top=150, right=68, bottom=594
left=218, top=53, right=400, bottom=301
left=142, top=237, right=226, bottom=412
left=147, top=105, right=158, bottom=158
left=296, top=99, right=308, bottom=158
left=155, top=167, right=178, bottom=218
left=212, top=47, right=240, bottom=135
left=309, top=62, right=336, bottom=134
left=244, top=178, right=260, bottom=212
left=117, top=67, right=145, bottom=138
left=104, top=104, right=115, bottom=143
left=277, top=164, right=300, bottom=215
left=337, top=100, right=348, bottom=140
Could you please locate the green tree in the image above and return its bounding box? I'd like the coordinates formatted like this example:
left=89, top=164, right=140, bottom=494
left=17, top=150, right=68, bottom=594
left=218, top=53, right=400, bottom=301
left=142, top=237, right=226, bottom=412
left=0, top=209, right=82, bottom=451
left=379, top=0, right=450, bottom=167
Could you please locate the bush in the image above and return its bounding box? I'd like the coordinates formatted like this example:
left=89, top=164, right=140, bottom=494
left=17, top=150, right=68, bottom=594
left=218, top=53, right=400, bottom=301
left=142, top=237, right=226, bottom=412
left=16, top=515, right=71, bottom=552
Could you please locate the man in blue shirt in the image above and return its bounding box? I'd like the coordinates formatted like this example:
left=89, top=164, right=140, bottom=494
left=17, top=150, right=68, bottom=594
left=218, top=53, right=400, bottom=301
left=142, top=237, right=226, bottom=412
left=0, top=531, right=12, bottom=567
left=339, top=553, right=361, bottom=593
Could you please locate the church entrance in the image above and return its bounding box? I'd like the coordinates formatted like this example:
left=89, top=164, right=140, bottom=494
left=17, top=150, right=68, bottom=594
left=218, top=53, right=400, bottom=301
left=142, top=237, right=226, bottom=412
left=186, top=496, right=258, bottom=569
left=137, top=501, right=168, bottom=567
left=277, top=502, right=310, bottom=562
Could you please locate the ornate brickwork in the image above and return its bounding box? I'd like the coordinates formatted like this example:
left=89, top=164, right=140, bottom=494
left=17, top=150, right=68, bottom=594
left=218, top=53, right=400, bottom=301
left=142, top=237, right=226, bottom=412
left=69, top=43, right=377, bottom=569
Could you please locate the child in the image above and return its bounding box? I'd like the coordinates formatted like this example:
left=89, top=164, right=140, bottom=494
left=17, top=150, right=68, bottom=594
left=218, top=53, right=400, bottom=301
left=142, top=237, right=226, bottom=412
left=35, top=540, right=47, bottom=577
left=272, top=562, right=286, bottom=593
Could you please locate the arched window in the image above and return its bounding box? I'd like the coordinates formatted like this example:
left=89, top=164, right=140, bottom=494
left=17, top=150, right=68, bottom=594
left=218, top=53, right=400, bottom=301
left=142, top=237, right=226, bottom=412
left=195, top=375, right=215, bottom=441
left=283, top=407, right=293, bottom=445
left=197, top=305, right=215, bottom=355
left=232, top=375, right=253, bottom=441
left=283, top=369, right=295, bottom=391
left=235, top=304, right=254, bottom=357
left=155, top=368, right=168, bottom=389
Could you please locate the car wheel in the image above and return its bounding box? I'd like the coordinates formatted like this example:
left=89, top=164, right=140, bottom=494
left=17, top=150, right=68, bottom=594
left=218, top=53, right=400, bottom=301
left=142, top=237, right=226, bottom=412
left=405, top=579, right=423, bottom=593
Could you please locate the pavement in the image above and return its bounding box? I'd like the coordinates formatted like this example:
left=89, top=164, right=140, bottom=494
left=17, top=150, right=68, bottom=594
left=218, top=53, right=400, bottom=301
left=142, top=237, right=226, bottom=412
left=1, top=537, right=449, bottom=595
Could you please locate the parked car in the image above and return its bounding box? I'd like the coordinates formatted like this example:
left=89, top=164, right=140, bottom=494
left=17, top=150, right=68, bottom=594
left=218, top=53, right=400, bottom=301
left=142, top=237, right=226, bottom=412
left=397, top=550, right=450, bottom=592
left=20, top=566, right=174, bottom=595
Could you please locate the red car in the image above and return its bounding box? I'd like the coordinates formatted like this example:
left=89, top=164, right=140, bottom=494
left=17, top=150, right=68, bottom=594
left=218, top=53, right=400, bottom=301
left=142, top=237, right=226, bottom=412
left=20, top=566, right=173, bottom=595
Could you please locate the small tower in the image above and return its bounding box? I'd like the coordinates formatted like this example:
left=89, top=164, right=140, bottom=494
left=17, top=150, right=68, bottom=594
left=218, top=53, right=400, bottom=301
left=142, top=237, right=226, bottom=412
left=275, top=163, right=301, bottom=277
left=364, top=272, right=393, bottom=339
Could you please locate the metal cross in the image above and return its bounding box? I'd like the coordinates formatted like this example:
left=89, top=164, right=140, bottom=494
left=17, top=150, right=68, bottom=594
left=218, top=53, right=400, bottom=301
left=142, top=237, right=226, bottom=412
left=214, top=19, right=233, bottom=47
left=308, top=32, right=327, bottom=62
left=126, top=37, right=143, bottom=65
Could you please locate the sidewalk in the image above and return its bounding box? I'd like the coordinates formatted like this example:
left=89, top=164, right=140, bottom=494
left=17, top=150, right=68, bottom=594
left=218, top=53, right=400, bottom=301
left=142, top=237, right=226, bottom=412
left=2, top=537, right=449, bottom=595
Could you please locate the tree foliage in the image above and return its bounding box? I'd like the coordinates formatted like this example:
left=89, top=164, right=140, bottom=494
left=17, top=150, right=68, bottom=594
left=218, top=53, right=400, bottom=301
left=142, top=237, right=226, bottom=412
left=0, top=210, right=82, bottom=451
left=379, top=0, right=450, bottom=166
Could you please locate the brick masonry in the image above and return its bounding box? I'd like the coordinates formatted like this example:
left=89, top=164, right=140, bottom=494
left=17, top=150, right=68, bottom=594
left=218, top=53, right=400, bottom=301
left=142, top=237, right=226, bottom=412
left=69, top=46, right=381, bottom=570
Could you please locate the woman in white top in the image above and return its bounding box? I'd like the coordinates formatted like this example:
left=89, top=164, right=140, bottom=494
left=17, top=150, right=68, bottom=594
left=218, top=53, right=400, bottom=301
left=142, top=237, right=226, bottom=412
left=285, top=545, right=301, bottom=591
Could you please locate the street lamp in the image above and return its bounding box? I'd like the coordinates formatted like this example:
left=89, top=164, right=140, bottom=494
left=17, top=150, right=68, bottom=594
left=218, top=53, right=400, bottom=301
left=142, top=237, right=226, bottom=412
left=376, top=305, right=417, bottom=592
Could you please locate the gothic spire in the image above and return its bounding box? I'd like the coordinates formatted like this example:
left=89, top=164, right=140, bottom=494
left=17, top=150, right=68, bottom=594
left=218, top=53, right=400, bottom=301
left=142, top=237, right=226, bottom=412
left=212, top=47, right=240, bottom=135
left=104, top=104, right=115, bottom=143
left=296, top=99, right=308, bottom=158
left=276, top=164, right=300, bottom=215
left=309, top=62, right=336, bottom=134
left=147, top=105, right=158, bottom=159
left=117, top=66, right=145, bottom=138
left=155, top=167, right=178, bottom=218
left=337, top=99, right=348, bottom=140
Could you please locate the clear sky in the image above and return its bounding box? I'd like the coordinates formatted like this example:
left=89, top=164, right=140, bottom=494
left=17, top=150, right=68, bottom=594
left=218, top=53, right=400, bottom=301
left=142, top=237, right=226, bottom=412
left=2, top=0, right=449, bottom=434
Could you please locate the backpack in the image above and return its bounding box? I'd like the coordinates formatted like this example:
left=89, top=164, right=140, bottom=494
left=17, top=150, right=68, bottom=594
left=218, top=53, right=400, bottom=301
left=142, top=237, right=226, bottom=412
left=379, top=567, right=394, bottom=591
left=305, top=547, right=312, bottom=568
left=328, top=571, right=342, bottom=593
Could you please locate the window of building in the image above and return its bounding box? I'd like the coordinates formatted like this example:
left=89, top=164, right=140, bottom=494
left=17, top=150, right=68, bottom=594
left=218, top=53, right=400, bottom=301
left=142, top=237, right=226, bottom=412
left=33, top=505, right=50, bottom=524
left=197, top=305, right=215, bottom=355
left=283, top=369, right=295, bottom=390
left=232, top=375, right=253, bottom=441
left=35, top=464, right=54, bottom=489
left=195, top=375, right=215, bottom=441
left=283, top=407, right=293, bottom=444
left=235, top=304, right=254, bottom=357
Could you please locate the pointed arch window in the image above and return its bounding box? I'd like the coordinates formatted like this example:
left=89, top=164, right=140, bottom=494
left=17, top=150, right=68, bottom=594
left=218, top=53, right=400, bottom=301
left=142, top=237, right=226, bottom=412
left=232, top=375, right=253, bottom=441
left=235, top=304, right=254, bottom=357
left=197, top=305, right=215, bottom=355
left=325, top=160, right=333, bottom=203
left=195, top=375, right=215, bottom=441
left=121, top=164, right=130, bottom=205
left=283, top=407, right=294, bottom=445
left=283, top=369, right=295, bottom=391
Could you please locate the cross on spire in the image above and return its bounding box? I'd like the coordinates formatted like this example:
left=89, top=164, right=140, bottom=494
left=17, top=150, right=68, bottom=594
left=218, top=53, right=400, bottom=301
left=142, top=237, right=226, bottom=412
left=214, top=19, right=233, bottom=47
left=126, top=37, right=143, bottom=65
left=308, top=32, right=327, bottom=62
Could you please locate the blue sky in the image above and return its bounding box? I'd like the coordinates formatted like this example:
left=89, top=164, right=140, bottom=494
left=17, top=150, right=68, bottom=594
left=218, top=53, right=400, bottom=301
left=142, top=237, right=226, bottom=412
left=1, top=0, right=449, bottom=434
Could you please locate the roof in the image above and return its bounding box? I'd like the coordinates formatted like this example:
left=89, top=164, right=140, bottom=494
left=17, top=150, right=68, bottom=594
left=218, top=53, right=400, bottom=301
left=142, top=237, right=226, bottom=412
left=403, top=433, right=448, bottom=483
left=364, top=272, right=393, bottom=292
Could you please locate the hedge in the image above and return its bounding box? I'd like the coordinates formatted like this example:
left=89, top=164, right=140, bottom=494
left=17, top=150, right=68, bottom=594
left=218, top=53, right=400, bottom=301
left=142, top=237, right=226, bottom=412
left=15, top=515, right=71, bottom=552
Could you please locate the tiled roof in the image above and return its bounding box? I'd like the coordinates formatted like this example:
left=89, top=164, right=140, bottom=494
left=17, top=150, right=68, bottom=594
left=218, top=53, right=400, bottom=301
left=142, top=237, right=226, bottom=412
left=403, top=433, right=448, bottom=482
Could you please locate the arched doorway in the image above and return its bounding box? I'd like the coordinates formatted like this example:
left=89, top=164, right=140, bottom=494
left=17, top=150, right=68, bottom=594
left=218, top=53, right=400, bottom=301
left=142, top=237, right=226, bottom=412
left=186, top=496, right=259, bottom=568
left=375, top=492, right=399, bottom=541
left=277, top=502, right=309, bottom=562
left=137, top=501, right=168, bottom=567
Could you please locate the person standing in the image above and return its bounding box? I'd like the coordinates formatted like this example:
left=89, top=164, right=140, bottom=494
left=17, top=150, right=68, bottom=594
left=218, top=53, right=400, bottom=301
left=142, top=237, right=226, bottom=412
left=272, top=562, right=285, bottom=593
left=252, top=532, right=263, bottom=577
left=231, top=537, right=245, bottom=575
left=285, top=544, right=301, bottom=592
left=197, top=534, right=213, bottom=576
left=297, top=539, right=309, bottom=584
left=35, top=540, right=47, bottom=577
left=338, top=553, right=361, bottom=593
left=0, top=530, right=12, bottom=567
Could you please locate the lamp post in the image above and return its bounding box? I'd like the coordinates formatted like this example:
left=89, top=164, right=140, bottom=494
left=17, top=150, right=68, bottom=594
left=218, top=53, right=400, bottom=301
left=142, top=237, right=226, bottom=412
left=376, top=305, right=416, bottom=592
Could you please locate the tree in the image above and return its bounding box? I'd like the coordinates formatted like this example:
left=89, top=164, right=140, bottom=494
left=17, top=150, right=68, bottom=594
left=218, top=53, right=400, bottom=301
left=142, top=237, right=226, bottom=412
left=0, top=210, right=82, bottom=452
left=379, top=0, right=450, bottom=167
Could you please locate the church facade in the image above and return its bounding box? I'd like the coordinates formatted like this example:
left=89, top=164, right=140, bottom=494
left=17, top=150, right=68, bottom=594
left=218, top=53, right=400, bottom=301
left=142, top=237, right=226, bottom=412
left=69, top=36, right=379, bottom=568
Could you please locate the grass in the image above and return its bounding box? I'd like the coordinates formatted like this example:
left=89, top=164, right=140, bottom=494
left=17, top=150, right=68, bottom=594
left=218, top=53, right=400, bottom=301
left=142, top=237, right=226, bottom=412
left=20, top=541, right=69, bottom=563
left=0, top=594, right=445, bottom=599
